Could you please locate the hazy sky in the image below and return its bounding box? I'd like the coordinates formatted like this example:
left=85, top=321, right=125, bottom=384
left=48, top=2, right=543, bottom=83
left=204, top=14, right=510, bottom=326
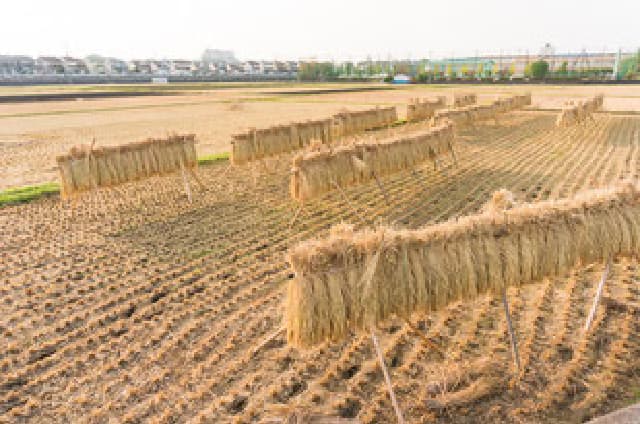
left=2, top=0, right=638, bottom=60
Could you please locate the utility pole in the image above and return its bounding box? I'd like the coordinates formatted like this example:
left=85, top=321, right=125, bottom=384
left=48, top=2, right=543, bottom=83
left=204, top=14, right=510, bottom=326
left=613, top=48, right=621, bottom=80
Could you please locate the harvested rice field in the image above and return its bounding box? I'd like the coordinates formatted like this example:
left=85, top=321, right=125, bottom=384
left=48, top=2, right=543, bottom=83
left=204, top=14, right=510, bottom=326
left=1, top=83, right=639, bottom=190
left=2, top=84, right=640, bottom=423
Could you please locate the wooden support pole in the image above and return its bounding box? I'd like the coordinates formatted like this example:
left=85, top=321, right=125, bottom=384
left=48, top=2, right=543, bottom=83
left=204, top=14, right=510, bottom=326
left=371, top=331, right=405, bottom=424
left=180, top=162, right=192, bottom=204
left=251, top=327, right=284, bottom=358
left=449, top=142, right=459, bottom=167
left=188, top=168, right=207, bottom=191
left=435, top=158, right=448, bottom=177
left=585, top=261, right=611, bottom=333
left=502, top=289, right=521, bottom=372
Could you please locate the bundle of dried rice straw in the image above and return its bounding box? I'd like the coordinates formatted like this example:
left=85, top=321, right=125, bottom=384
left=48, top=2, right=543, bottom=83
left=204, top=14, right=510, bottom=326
left=286, top=181, right=640, bottom=347
left=231, top=107, right=398, bottom=165
left=231, top=119, right=333, bottom=165
left=290, top=121, right=455, bottom=202
left=556, top=94, right=604, bottom=127
left=332, top=106, right=398, bottom=138
left=406, top=96, right=447, bottom=122
left=56, top=134, right=197, bottom=197
left=453, top=92, right=478, bottom=107
left=433, top=93, right=531, bottom=126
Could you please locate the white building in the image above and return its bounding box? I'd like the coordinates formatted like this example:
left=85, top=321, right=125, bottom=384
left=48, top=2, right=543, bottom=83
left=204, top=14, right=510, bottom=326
left=169, top=60, right=195, bottom=76
left=62, top=57, right=89, bottom=74
left=0, top=55, right=35, bottom=75
left=128, top=60, right=152, bottom=74
left=261, top=61, right=276, bottom=74
left=84, top=55, right=127, bottom=74
left=36, top=56, right=64, bottom=74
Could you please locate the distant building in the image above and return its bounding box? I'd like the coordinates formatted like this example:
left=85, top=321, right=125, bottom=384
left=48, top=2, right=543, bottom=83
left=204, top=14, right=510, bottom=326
left=201, top=49, right=238, bottom=64
left=275, top=61, right=287, bottom=72
left=150, top=60, right=170, bottom=75
left=227, top=63, right=243, bottom=75
left=261, top=61, right=276, bottom=74
left=85, top=55, right=107, bottom=74
left=243, top=61, right=261, bottom=74
left=169, top=59, right=195, bottom=76
left=128, top=60, right=152, bottom=74
left=36, top=56, right=64, bottom=74
left=85, top=55, right=128, bottom=74
left=107, top=58, right=128, bottom=74
left=0, top=55, right=35, bottom=75
left=62, top=57, right=89, bottom=74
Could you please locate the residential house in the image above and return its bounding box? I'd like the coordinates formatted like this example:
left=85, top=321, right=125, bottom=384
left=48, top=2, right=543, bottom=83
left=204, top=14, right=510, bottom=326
left=243, top=61, right=261, bottom=74
left=0, top=55, right=35, bottom=74
left=62, top=57, right=89, bottom=74
left=128, top=60, right=152, bottom=74
left=261, top=61, right=276, bottom=74
left=36, top=56, right=65, bottom=74
left=169, top=59, right=194, bottom=76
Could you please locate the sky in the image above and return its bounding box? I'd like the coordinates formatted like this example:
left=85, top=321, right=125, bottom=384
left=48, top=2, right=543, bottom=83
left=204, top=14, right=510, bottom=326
left=2, top=0, right=638, bottom=61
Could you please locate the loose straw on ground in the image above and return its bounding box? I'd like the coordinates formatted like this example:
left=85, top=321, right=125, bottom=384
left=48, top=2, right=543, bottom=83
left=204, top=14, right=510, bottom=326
left=286, top=181, right=640, bottom=347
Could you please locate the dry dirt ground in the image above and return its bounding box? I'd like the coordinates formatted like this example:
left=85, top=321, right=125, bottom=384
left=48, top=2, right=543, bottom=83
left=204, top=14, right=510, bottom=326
left=1, top=106, right=640, bottom=423
left=1, top=83, right=640, bottom=190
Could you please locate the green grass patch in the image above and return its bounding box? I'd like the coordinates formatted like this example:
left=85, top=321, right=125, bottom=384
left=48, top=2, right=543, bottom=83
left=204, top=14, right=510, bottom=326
left=198, top=152, right=230, bottom=165
left=0, top=182, right=60, bottom=206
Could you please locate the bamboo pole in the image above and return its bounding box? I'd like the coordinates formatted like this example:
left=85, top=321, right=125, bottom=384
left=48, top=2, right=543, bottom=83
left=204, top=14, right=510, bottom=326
left=449, top=142, right=459, bottom=167
left=371, top=331, right=405, bottom=424
left=502, top=289, right=521, bottom=372
left=584, top=261, right=611, bottom=333
left=188, top=168, right=207, bottom=191
left=251, top=327, right=284, bottom=357
left=180, top=162, right=192, bottom=203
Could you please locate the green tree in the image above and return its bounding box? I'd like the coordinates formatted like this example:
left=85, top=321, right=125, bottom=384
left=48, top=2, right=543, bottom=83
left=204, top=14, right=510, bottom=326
left=530, top=60, right=549, bottom=80
left=460, top=65, right=469, bottom=79
left=555, top=61, right=568, bottom=79
left=493, top=63, right=501, bottom=79
left=446, top=64, right=455, bottom=79
left=298, top=62, right=338, bottom=81
left=433, top=64, right=441, bottom=80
